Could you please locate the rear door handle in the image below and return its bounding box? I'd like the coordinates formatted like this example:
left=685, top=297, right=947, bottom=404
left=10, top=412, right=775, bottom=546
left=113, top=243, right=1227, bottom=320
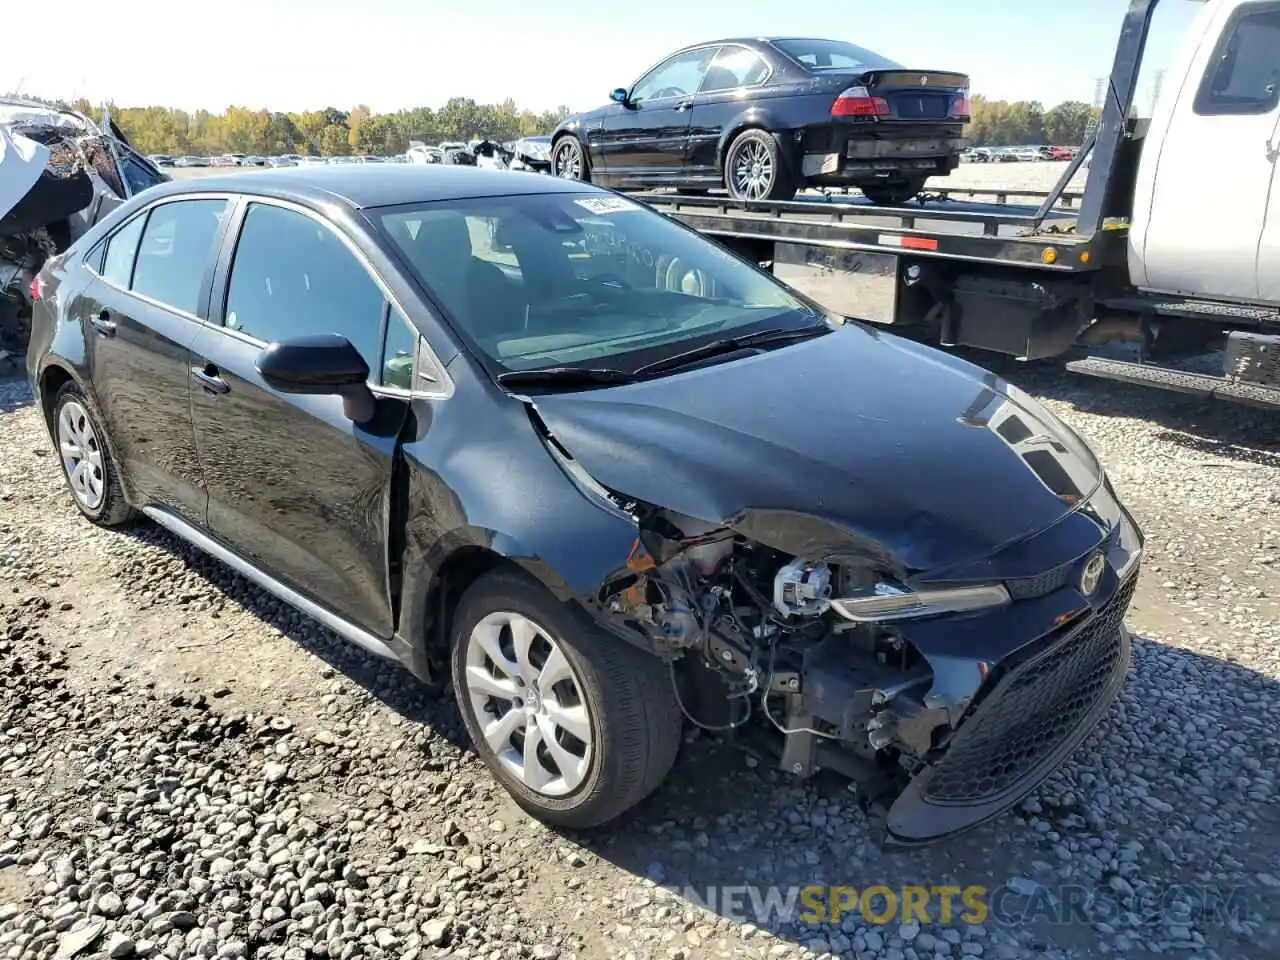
left=89, top=310, right=116, bottom=337
left=675, top=99, right=693, bottom=111
left=191, top=363, right=230, bottom=395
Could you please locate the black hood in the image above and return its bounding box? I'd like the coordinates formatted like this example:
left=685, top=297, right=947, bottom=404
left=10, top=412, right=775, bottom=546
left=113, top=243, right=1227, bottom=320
left=531, top=324, right=1103, bottom=577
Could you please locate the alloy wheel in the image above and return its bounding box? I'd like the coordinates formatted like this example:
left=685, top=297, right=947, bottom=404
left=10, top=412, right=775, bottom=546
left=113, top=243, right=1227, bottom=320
left=56, top=400, right=106, bottom=510
left=463, top=610, right=593, bottom=796
left=553, top=141, right=582, bottom=180
left=731, top=139, right=774, bottom=200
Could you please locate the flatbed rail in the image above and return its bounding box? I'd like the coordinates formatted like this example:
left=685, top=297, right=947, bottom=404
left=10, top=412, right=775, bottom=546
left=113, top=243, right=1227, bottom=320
left=635, top=191, right=1096, bottom=272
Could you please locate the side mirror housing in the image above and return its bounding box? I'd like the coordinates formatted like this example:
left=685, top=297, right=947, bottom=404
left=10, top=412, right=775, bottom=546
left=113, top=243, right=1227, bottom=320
left=255, top=334, right=377, bottom=423
left=609, top=87, right=629, bottom=105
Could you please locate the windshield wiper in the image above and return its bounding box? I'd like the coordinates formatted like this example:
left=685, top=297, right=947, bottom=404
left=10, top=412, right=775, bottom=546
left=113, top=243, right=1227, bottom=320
left=633, top=324, right=830, bottom=378
left=496, top=366, right=637, bottom=389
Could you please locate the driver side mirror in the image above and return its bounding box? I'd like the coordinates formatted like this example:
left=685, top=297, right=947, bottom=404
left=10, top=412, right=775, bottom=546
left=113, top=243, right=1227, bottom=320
left=609, top=87, right=630, bottom=105
left=255, top=333, right=378, bottom=424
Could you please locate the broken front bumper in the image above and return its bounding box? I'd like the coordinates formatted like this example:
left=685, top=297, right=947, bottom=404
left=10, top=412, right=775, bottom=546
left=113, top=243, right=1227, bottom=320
left=885, top=572, right=1138, bottom=845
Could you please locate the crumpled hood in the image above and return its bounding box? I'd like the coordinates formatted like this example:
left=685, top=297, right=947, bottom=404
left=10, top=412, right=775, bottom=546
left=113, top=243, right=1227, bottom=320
left=531, top=323, right=1103, bottom=576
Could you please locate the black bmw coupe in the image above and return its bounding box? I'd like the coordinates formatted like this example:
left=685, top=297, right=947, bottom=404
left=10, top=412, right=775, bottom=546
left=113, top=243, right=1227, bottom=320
left=551, top=37, right=970, bottom=204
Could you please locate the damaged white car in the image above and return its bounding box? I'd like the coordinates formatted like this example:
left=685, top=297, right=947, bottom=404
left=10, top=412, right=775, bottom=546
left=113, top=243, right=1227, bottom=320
left=0, top=97, right=167, bottom=368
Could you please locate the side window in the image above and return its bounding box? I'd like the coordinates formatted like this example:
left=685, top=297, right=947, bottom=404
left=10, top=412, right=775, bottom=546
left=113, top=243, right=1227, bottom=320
left=381, top=307, right=418, bottom=389
left=701, top=46, right=770, bottom=93
left=131, top=199, right=227, bottom=314
left=100, top=213, right=146, bottom=288
left=1195, top=4, right=1280, bottom=115
left=224, top=203, right=385, bottom=375
left=117, top=148, right=167, bottom=196
left=631, top=48, right=718, bottom=103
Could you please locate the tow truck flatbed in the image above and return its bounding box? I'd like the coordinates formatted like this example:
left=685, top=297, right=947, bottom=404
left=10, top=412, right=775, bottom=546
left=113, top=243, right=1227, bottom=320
left=634, top=189, right=1097, bottom=273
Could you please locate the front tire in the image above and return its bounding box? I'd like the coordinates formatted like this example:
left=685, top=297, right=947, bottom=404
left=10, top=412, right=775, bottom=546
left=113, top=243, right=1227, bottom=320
left=723, top=129, right=795, bottom=202
left=51, top=381, right=134, bottom=527
left=450, top=568, right=681, bottom=829
left=861, top=179, right=926, bottom=205
left=551, top=136, right=589, bottom=182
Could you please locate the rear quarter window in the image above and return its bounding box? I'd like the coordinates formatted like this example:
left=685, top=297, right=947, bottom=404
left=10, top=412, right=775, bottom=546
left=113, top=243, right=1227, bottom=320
left=99, top=213, right=146, bottom=288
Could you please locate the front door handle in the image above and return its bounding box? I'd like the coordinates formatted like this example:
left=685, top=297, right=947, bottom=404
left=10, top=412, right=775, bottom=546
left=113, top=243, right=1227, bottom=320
left=191, top=363, right=230, bottom=395
left=89, top=310, right=116, bottom=337
left=675, top=99, right=693, bottom=112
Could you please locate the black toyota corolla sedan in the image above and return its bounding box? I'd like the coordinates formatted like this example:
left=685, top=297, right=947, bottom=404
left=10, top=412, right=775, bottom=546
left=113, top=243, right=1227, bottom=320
left=550, top=37, right=970, bottom=204
left=26, top=166, right=1142, bottom=844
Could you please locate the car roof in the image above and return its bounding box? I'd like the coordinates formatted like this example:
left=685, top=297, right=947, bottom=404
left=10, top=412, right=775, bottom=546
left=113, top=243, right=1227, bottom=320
left=146, top=165, right=601, bottom=211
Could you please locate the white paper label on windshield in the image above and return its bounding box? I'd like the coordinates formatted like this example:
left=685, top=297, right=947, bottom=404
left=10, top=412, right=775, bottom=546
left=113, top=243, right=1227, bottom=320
left=574, top=196, right=640, bottom=215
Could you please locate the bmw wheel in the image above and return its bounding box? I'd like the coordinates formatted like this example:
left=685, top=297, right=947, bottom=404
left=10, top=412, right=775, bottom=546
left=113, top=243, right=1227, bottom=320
left=451, top=567, right=681, bottom=828
left=551, top=137, right=589, bottom=182
left=51, top=381, right=134, bottom=527
left=724, top=129, right=795, bottom=202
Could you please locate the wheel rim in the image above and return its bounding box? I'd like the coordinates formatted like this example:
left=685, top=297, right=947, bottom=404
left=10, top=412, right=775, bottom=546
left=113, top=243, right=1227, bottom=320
left=56, top=400, right=106, bottom=510
left=463, top=611, right=592, bottom=796
left=731, top=139, right=773, bottom=200
left=553, top=141, right=582, bottom=180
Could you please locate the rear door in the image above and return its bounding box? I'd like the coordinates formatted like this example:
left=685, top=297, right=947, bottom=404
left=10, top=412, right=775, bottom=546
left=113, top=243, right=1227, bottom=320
left=1143, top=0, right=1280, bottom=300
left=686, top=45, right=774, bottom=182
left=598, top=46, right=717, bottom=185
left=188, top=198, right=414, bottom=636
left=80, top=196, right=231, bottom=523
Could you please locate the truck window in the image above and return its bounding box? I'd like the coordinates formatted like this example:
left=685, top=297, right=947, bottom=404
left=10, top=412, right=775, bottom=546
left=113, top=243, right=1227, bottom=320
left=1195, top=2, right=1280, bottom=116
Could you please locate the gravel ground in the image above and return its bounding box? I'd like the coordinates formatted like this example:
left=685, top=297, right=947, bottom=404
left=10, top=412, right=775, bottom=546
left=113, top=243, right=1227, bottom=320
left=1, top=344, right=1278, bottom=960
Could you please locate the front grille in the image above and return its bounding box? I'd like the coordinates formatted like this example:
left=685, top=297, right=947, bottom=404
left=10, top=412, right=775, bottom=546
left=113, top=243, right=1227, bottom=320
left=922, top=575, right=1137, bottom=804
left=1004, top=558, right=1076, bottom=600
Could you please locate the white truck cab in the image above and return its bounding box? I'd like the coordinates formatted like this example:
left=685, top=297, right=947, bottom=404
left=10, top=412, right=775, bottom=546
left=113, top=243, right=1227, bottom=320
left=1130, top=0, right=1280, bottom=303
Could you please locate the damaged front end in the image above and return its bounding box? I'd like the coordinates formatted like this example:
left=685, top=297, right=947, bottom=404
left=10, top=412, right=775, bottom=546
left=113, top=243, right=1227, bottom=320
left=585, top=491, right=1141, bottom=846
left=1, top=98, right=166, bottom=368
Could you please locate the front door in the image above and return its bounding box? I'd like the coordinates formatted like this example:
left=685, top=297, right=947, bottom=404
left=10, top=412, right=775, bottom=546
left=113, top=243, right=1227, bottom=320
left=597, top=46, right=717, bottom=187
left=82, top=197, right=230, bottom=523
left=1143, top=0, right=1280, bottom=301
left=188, top=199, right=414, bottom=635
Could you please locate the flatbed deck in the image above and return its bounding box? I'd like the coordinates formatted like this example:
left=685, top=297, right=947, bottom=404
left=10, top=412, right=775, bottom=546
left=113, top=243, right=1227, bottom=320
left=634, top=190, right=1094, bottom=272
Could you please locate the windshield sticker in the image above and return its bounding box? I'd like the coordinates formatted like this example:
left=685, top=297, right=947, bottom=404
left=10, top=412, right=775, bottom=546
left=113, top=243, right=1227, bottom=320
left=574, top=197, right=640, bottom=215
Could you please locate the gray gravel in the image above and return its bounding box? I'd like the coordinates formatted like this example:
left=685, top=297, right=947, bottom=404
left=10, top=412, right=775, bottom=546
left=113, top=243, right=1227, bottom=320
left=1, top=361, right=1278, bottom=960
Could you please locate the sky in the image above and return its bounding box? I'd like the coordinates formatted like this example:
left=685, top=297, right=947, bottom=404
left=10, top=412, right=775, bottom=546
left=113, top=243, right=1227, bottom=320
left=5, top=0, right=1207, bottom=116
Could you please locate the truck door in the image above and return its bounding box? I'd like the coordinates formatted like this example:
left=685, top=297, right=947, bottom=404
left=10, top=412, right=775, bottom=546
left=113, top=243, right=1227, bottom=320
left=1141, top=0, right=1280, bottom=301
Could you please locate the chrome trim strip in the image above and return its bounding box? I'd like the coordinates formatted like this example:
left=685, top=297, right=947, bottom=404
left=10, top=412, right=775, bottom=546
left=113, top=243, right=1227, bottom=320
left=141, top=507, right=399, bottom=662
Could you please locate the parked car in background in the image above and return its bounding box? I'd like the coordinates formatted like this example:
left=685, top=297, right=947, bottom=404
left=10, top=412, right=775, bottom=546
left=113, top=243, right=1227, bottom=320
left=550, top=37, right=970, bottom=204
left=962, top=147, right=991, bottom=162
left=25, top=165, right=1140, bottom=846
left=173, top=156, right=210, bottom=168
left=509, top=135, right=553, bottom=173
left=148, top=155, right=175, bottom=167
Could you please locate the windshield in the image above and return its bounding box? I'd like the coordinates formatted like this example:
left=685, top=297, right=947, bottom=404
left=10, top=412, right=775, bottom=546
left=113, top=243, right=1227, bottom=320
left=770, top=38, right=901, bottom=72
left=374, top=192, right=823, bottom=375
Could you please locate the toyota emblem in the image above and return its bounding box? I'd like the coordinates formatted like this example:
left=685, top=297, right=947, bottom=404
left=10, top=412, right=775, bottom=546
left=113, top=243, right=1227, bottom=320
left=1080, top=552, right=1106, bottom=597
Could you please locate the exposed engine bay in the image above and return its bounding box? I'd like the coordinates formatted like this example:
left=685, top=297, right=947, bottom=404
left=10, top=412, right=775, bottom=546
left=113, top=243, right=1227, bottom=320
left=600, top=504, right=979, bottom=800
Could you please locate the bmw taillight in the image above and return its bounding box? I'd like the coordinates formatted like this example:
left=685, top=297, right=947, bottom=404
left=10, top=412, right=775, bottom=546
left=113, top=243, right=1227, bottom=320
left=949, top=95, right=972, bottom=120
left=831, top=86, right=890, bottom=118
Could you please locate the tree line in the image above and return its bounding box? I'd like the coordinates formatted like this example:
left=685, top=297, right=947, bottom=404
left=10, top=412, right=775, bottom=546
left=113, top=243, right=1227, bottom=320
left=965, top=96, right=1100, bottom=147
left=16, top=93, right=1100, bottom=157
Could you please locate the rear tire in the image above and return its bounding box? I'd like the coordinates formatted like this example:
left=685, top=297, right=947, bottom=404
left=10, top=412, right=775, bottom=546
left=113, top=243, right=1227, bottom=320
left=50, top=381, right=134, bottom=527
left=861, top=180, right=925, bottom=205
left=551, top=136, right=590, bottom=182
left=723, top=129, right=795, bottom=202
left=450, top=567, right=682, bottom=829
